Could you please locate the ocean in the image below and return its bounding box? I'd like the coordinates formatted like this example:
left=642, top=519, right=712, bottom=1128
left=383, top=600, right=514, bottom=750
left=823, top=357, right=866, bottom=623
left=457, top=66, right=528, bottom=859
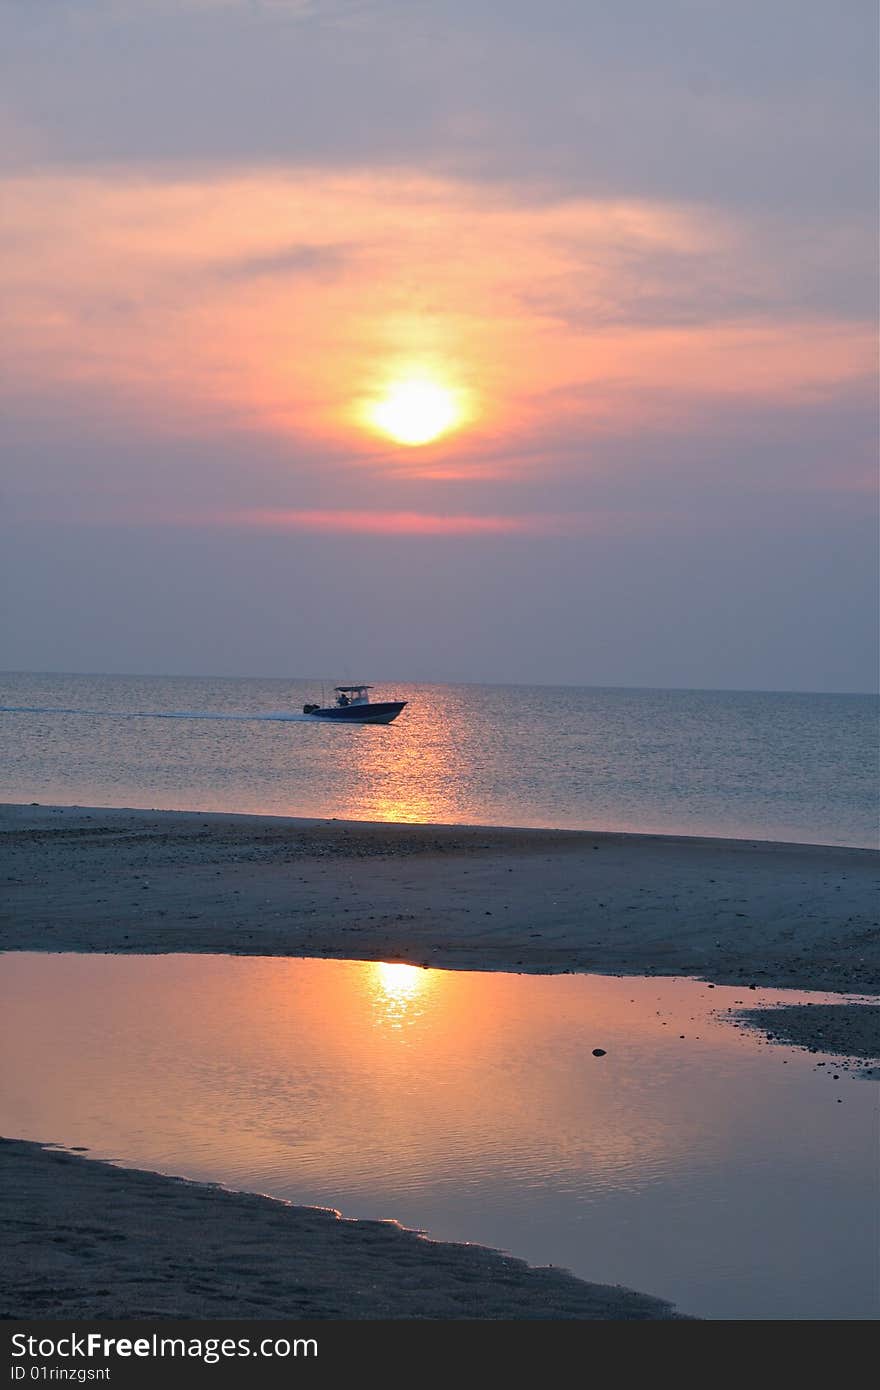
left=0, top=671, right=876, bottom=847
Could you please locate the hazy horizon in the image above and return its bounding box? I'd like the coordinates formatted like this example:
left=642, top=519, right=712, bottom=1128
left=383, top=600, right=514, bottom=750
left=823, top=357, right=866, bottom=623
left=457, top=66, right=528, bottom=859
left=3, top=2, right=877, bottom=694
left=2, top=667, right=877, bottom=698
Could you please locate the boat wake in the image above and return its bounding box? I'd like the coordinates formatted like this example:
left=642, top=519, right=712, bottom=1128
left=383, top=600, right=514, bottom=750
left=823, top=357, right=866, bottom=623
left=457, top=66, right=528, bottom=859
left=0, top=705, right=316, bottom=724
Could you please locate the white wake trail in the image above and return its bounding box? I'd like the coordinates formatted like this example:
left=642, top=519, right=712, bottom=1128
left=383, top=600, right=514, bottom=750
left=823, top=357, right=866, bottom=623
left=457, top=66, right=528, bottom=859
left=0, top=706, right=316, bottom=724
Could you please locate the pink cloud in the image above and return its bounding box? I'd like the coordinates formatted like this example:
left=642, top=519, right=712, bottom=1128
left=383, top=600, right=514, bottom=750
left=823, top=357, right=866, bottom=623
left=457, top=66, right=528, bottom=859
left=175, top=507, right=669, bottom=537
left=206, top=508, right=534, bottom=535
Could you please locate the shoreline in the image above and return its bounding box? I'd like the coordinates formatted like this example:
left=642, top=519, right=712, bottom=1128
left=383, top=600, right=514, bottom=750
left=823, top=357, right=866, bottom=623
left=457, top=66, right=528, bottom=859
left=5, top=796, right=875, bottom=851
left=0, top=1137, right=687, bottom=1320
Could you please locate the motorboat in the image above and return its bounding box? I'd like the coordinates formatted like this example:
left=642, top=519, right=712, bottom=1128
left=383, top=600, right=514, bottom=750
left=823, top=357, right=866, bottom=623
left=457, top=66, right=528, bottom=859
left=303, top=685, right=407, bottom=724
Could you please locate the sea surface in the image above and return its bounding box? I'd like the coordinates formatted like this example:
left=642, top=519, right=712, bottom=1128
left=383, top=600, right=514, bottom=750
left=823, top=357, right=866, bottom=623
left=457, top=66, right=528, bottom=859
left=0, top=671, right=876, bottom=845
left=1, top=954, right=875, bottom=1321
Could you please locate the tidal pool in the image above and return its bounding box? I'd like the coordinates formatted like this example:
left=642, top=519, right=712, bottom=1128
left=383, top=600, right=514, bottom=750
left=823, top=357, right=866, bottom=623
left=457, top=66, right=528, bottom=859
left=1, top=953, right=876, bottom=1320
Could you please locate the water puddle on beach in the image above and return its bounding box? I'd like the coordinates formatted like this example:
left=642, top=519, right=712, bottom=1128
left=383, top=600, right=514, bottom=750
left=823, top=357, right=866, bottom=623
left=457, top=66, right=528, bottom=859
left=1, top=954, right=876, bottom=1320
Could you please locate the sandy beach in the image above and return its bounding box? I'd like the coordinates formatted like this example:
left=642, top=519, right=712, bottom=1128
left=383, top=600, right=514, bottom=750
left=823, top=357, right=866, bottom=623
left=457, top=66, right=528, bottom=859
left=3, top=801, right=877, bottom=1320
left=3, top=803, right=877, bottom=1001
left=0, top=1138, right=686, bottom=1320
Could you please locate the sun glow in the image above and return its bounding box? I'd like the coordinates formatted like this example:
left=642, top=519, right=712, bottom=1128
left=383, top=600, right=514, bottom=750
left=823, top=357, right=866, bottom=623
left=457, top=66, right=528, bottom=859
left=367, top=378, right=463, bottom=446
left=370, top=962, right=434, bottom=1029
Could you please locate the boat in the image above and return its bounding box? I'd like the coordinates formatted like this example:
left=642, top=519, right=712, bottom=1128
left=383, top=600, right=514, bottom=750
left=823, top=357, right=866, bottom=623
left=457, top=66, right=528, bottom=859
left=302, top=685, right=407, bottom=724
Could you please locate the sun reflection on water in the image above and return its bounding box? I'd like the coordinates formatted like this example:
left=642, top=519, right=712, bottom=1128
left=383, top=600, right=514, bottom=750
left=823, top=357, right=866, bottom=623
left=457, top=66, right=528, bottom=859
left=2, top=955, right=877, bottom=1318
left=370, top=962, right=435, bottom=1030
left=341, top=694, right=469, bottom=826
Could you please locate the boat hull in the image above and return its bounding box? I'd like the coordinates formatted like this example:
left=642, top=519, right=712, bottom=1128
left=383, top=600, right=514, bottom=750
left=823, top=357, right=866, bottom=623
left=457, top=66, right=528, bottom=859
left=308, top=700, right=407, bottom=725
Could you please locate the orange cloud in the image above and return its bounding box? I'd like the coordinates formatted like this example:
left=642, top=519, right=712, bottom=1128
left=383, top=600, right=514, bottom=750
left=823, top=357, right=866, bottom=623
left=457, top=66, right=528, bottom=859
left=0, top=169, right=873, bottom=474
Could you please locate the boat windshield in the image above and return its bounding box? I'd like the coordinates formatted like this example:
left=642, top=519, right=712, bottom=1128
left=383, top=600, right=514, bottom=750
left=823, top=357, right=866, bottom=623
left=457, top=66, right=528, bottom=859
left=335, top=685, right=370, bottom=706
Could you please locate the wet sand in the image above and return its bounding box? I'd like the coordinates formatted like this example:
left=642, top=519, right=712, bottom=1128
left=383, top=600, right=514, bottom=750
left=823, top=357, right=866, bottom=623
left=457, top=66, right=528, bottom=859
left=0, top=1138, right=686, bottom=1320
left=734, top=1003, right=880, bottom=1062
left=2, top=804, right=877, bottom=1006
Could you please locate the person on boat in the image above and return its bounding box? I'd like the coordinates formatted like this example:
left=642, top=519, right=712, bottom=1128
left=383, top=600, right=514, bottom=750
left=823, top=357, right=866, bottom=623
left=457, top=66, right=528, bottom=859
left=338, top=692, right=349, bottom=706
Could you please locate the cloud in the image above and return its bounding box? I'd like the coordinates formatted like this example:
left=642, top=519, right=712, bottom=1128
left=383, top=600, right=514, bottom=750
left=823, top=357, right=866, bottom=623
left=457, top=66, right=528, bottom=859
left=1, top=169, right=872, bottom=475
left=194, top=508, right=534, bottom=534
left=8, top=501, right=669, bottom=537
left=21, top=1, right=325, bottom=18
left=0, top=2, right=874, bottom=692
left=524, top=214, right=878, bottom=330
left=1, top=1, right=875, bottom=221
left=208, top=241, right=357, bottom=282
left=0, top=164, right=874, bottom=585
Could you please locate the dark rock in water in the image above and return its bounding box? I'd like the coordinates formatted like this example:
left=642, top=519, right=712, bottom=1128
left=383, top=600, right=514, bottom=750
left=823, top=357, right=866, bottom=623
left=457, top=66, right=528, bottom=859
left=592, top=1048, right=606, bottom=1057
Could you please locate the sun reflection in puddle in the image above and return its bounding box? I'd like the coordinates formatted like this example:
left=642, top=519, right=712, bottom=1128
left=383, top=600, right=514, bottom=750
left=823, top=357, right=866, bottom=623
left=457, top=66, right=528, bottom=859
left=369, top=962, right=434, bottom=1029
left=0, top=954, right=875, bottom=1319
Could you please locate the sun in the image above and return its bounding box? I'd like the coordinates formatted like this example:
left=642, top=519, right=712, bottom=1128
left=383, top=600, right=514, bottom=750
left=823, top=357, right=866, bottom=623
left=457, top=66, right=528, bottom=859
left=367, top=378, right=462, bottom=446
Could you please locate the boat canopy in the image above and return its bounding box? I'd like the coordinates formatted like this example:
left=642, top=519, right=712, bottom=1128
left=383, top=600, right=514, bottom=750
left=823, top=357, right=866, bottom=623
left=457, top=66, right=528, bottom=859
left=335, top=685, right=372, bottom=692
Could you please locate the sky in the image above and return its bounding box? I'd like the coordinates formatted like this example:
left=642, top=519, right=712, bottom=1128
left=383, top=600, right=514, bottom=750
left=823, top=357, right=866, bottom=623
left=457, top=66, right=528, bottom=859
left=1, top=0, right=877, bottom=692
